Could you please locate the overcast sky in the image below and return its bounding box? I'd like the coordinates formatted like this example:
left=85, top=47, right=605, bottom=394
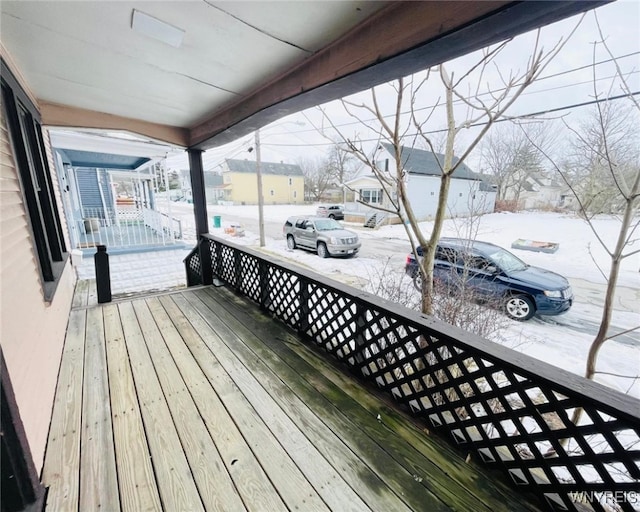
left=167, top=0, right=640, bottom=174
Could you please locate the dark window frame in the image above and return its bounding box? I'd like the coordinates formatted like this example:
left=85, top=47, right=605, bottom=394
left=1, top=59, right=68, bottom=302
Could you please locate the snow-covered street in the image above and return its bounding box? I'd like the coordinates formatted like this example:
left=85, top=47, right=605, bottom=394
left=163, top=201, right=640, bottom=398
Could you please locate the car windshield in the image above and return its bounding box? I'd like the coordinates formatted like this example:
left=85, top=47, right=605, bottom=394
left=486, top=247, right=528, bottom=272
left=314, top=219, right=342, bottom=231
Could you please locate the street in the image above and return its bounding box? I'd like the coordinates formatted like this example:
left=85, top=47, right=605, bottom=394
left=166, top=201, right=640, bottom=358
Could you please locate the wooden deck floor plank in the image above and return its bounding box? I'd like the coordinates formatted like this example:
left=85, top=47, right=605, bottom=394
left=194, top=287, right=456, bottom=512
left=137, top=297, right=254, bottom=512
left=180, top=290, right=390, bottom=512
left=42, top=309, right=86, bottom=512
left=280, top=319, right=544, bottom=512
left=87, top=279, right=98, bottom=307
left=71, top=279, right=89, bottom=309
left=118, top=301, right=205, bottom=512
left=157, top=294, right=330, bottom=512
left=79, top=307, right=120, bottom=511
left=205, top=287, right=542, bottom=512
left=103, top=304, right=162, bottom=512
left=43, top=284, right=543, bottom=512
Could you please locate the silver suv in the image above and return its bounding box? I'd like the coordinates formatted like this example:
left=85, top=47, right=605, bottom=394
left=283, top=216, right=361, bottom=258
left=316, top=204, right=344, bottom=220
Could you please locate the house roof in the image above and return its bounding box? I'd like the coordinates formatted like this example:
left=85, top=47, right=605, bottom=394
left=1, top=1, right=604, bottom=150
left=379, top=144, right=498, bottom=192
left=225, top=159, right=303, bottom=177
left=381, top=143, right=478, bottom=180
left=57, top=149, right=151, bottom=171
left=49, top=128, right=177, bottom=170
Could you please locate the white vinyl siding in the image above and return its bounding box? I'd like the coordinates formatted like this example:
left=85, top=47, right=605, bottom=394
left=0, top=82, right=75, bottom=474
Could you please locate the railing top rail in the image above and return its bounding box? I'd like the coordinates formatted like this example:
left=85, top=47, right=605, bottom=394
left=201, top=233, right=640, bottom=422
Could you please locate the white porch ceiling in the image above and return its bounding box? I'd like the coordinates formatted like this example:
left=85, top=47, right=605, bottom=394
left=1, top=1, right=608, bottom=150
left=1, top=1, right=384, bottom=128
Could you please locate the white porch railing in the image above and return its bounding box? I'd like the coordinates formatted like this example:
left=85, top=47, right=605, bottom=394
left=78, top=207, right=182, bottom=249
left=142, top=207, right=183, bottom=240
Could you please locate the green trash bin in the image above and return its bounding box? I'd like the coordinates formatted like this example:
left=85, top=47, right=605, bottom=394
left=213, top=215, right=221, bottom=228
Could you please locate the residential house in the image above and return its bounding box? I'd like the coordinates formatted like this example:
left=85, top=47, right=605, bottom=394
left=346, top=144, right=496, bottom=222
left=203, top=171, right=224, bottom=204
left=219, top=158, right=304, bottom=205
left=49, top=129, right=187, bottom=250
left=2, top=2, right=632, bottom=512
left=500, top=171, right=565, bottom=210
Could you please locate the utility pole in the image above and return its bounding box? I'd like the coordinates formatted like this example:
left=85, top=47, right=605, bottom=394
left=255, top=129, right=265, bottom=247
left=252, top=120, right=305, bottom=247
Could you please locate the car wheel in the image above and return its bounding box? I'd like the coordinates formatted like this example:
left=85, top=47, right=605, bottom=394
left=286, top=235, right=296, bottom=250
left=412, top=272, right=422, bottom=292
left=328, top=214, right=335, bottom=219
left=317, top=242, right=329, bottom=258
left=504, top=294, right=535, bottom=321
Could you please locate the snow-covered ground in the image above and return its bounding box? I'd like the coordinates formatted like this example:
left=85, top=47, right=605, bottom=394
left=200, top=203, right=638, bottom=287
left=164, top=201, right=640, bottom=399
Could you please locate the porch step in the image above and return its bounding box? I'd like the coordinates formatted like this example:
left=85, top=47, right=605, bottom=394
left=364, top=211, right=387, bottom=228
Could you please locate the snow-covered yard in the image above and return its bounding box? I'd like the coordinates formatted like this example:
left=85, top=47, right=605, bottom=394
left=167, top=201, right=640, bottom=399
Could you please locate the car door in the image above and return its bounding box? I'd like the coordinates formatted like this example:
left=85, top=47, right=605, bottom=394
left=433, top=246, right=459, bottom=290
left=295, top=219, right=316, bottom=248
left=464, top=255, right=507, bottom=299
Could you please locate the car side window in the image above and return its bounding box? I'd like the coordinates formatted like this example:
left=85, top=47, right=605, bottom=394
left=295, top=219, right=306, bottom=229
left=469, top=256, right=492, bottom=271
left=435, top=247, right=457, bottom=264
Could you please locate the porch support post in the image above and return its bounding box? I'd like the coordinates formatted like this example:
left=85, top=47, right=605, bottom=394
left=188, top=148, right=213, bottom=285
left=188, top=148, right=208, bottom=236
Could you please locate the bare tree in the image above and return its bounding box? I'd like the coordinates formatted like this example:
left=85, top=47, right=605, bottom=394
left=326, top=144, right=357, bottom=186
left=297, top=156, right=332, bottom=201
left=319, top=26, right=579, bottom=316
left=561, top=101, right=639, bottom=215
left=481, top=122, right=555, bottom=208
left=525, top=17, right=640, bottom=428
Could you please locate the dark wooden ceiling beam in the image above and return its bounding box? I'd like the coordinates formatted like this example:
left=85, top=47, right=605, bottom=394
left=190, top=0, right=610, bottom=150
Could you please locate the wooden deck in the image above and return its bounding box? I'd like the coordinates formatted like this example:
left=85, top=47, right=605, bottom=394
left=42, top=281, right=541, bottom=511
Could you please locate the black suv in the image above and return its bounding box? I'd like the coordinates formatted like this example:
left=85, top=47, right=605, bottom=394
left=405, top=238, right=573, bottom=321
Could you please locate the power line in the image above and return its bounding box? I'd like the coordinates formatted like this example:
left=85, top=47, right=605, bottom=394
left=182, top=53, right=640, bottom=166
left=535, top=51, right=639, bottom=83
left=514, top=91, right=640, bottom=119
left=264, top=51, right=640, bottom=137
left=262, top=91, right=640, bottom=148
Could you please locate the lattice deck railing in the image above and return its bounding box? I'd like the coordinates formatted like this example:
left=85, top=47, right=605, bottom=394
left=190, top=235, right=640, bottom=512
left=183, top=244, right=202, bottom=287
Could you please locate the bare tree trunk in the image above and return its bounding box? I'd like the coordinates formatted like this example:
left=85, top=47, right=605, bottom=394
left=571, top=169, right=639, bottom=426
left=420, top=173, right=452, bottom=314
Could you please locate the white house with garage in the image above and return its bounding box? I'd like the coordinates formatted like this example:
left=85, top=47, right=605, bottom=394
left=345, top=144, right=496, bottom=225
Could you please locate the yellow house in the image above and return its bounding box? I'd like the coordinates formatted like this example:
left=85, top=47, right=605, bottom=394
left=220, top=159, right=304, bottom=205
